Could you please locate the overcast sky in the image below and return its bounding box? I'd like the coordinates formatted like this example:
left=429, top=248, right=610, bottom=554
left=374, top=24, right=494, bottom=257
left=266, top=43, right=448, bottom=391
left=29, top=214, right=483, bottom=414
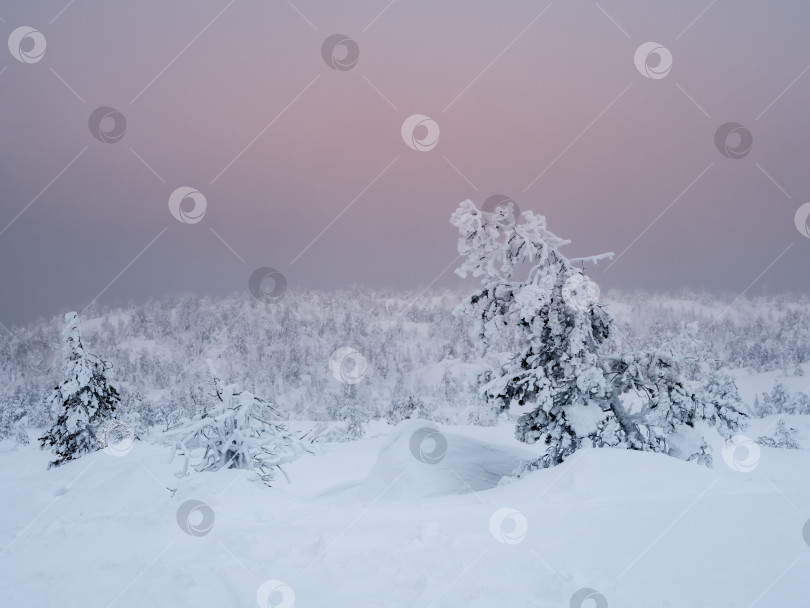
left=1, top=0, right=809, bottom=325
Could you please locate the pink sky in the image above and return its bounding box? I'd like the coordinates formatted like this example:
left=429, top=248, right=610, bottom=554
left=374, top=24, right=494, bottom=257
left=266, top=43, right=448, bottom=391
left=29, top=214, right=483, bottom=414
left=1, top=0, right=809, bottom=323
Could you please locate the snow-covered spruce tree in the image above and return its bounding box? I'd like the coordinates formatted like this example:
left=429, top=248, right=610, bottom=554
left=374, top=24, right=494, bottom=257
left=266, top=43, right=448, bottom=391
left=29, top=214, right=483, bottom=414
left=450, top=199, right=745, bottom=468
left=169, top=361, right=313, bottom=485
left=40, top=312, right=120, bottom=467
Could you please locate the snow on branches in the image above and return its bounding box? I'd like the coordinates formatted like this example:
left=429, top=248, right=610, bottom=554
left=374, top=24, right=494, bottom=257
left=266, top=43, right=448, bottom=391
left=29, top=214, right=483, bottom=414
left=450, top=199, right=747, bottom=469
left=40, top=312, right=120, bottom=468
left=168, top=361, right=314, bottom=486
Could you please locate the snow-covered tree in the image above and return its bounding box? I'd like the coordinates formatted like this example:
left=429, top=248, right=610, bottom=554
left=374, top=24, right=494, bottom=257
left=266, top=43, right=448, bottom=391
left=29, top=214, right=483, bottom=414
left=753, top=380, right=810, bottom=417
left=601, top=347, right=745, bottom=466
left=326, top=383, right=371, bottom=441
left=386, top=375, right=431, bottom=424
left=40, top=312, right=120, bottom=467
left=169, top=361, right=313, bottom=485
left=0, top=393, right=29, bottom=444
left=451, top=199, right=746, bottom=468
left=757, top=419, right=801, bottom=449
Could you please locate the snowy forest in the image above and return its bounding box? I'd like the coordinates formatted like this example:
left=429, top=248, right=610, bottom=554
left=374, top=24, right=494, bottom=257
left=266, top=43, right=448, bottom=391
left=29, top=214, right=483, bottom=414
left=4, top=280, right=810, bottom=446
left=3, top=200, right=810, bottom=463
left=3, top=276, right=809, bottom=438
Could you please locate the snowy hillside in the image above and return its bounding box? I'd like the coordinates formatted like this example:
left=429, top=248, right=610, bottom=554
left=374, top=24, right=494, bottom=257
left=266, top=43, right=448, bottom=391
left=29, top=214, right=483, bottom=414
left=1, top=416, right=808, bottom=607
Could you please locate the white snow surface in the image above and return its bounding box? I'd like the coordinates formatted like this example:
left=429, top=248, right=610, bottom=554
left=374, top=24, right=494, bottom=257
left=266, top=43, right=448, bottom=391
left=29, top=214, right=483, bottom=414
left=2, top=417, right=809, bottom=608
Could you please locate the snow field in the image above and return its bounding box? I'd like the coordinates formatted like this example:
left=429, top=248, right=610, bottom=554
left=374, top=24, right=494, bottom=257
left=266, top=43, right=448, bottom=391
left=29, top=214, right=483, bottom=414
left=2, top=417, right=809, bottom=608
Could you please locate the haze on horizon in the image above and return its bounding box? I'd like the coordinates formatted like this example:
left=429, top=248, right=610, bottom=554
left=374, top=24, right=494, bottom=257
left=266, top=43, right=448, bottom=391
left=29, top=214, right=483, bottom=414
left=1, top=0, right=809, bottom=326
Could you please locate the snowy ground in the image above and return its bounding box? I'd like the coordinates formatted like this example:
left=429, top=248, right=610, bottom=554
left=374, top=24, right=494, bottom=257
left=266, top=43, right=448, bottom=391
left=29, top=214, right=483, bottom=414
left=1, top=416, right=809, bottom=608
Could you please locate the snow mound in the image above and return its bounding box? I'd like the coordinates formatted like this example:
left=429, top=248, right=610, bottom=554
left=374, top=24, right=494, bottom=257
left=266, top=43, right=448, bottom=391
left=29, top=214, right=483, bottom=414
left=359, top=420, right=533, bottom=500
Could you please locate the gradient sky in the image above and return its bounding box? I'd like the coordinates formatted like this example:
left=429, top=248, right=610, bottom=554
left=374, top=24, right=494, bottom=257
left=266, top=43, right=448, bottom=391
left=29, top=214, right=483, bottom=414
left=1, top=0, right=809, bottom=325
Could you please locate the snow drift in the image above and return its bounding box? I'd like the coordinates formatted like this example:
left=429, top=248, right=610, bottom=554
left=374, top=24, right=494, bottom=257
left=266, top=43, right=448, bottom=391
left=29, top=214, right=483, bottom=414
left=360, top=420, right=535, bottom=500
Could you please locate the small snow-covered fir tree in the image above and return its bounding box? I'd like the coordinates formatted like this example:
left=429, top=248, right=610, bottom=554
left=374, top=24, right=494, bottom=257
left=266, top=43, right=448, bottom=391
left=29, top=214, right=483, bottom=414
left=0, top=394, right=29, bottom=444
left=40, top=312, right=120, bottom=467
left=326, top=383, right=371, bottom=441
left=757, top=419, right=801, bottom=449
left=386, top=377, right=431, bottom=425
left=754, top=380, right=810, bottom=416
left=170, top=361, right=313, bottom=485
left=451, top=199, right=746, bottom=468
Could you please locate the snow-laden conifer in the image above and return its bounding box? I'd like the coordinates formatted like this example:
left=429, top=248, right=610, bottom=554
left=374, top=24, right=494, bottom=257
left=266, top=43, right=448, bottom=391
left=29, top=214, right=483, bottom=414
left=40, top=312, right=120, bottom=467
left=451, top=199, right=747, bottom=468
